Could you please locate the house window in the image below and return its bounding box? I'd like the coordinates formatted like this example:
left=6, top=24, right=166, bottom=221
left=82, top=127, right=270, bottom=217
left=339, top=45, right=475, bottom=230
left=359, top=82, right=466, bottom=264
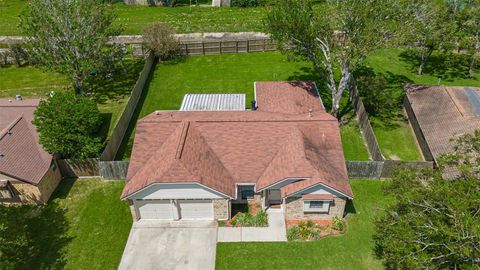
left=303, top=200, right=330, bottom=213
left=239, top=185, right=255, bottom=200
left=0, top=182, right=13, bottom=199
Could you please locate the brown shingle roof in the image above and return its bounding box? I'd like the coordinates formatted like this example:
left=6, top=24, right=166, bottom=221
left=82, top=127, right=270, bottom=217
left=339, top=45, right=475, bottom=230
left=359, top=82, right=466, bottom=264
left=122, top=82, right=352, bottom=199
left=406, top=85, right=480, bottom=161
left=0, top=99, right=52, bottom=184
left=255, top=81, right=325, bottom=114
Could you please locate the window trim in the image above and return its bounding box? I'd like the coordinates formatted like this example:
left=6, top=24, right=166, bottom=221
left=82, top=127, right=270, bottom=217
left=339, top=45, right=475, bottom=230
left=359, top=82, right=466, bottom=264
left=303, top=200, right=330, bottom=213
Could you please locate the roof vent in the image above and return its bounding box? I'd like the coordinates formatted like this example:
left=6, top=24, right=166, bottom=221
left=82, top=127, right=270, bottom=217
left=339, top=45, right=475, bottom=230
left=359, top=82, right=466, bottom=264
left=251, top=100, right=257, bottom=111
left=155, top=110, right=160, bottom=115
left=15, top=94, right=22, bottom=101
left=308, top=108, right=313, bottom=117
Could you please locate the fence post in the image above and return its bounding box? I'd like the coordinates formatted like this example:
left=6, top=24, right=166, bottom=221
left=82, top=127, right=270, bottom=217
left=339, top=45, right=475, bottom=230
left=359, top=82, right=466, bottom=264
left=220, top=42, right=222, bottom=54
left=202, top=42, right=205, bottom=55
left=185, top=44, right=188, bottom=55
left=236, top=41, right=238, bottom=53
left=247, top=40, right=250, bottom=53
left=263, top=39, right=266, bottom=51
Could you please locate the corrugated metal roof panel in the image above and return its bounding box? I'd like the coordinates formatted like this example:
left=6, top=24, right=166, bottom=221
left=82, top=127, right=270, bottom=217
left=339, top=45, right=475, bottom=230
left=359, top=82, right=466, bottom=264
left=180, top=94, right=245, bottom=111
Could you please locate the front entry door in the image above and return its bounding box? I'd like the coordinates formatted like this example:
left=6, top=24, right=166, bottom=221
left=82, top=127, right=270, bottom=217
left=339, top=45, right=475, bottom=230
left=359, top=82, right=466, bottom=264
left=267, top=189, right=282, bottom=205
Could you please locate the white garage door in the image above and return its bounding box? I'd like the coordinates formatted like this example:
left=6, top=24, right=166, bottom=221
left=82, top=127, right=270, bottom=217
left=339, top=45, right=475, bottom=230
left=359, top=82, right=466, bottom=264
left=136, top=200, right=173, bottom=220
left=178, top=200, right=213, bottom=220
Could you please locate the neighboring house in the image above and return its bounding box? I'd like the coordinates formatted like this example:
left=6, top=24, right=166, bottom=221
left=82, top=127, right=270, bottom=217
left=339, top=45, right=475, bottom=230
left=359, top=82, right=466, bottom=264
left=0, top=99, right=62, bottom=204
left=121, top=81, right=353, bottom=222
left=405, top=85, right=480, bottom=163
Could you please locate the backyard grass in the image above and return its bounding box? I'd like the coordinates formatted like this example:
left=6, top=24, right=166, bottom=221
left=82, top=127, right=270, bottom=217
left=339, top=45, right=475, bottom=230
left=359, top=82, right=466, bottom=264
left=341, top=116, right=370, bottom=161
left=117, top=52, right=369, bottom=160
left=362, top=48, right=480, bottom=161
left=0, top=59, right=144, bottom=137
left=216, top=179, right=391, bottom=270
left=22, top=178, right=132, bottom=269
left=0, top=0, right=265, bottom=36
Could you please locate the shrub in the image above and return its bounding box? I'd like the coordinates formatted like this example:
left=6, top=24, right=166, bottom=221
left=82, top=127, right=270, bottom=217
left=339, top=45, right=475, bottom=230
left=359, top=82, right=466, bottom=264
left=331, top=216, right=345, bottom=232
left=231, top=0, right=265, bottom=7
left=252, top=210, right=268, bottom=227
left=0, top=50, right=9, bottom=67
left=287, top=226, right=300, bottom=241
left=8, top=44, right=29, bottom=67
left=143, top=22, right=179, bottom=60
left=287, top=220, right=325, bottom=241
left=32, top=91, right=103, bottom=159
left=232, top=208, right=268, bottom=227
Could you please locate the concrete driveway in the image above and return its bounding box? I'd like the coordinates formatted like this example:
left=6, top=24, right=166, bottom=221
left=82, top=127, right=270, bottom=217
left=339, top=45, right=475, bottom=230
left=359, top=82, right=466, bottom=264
left=118, top=221, right=217, bottom=270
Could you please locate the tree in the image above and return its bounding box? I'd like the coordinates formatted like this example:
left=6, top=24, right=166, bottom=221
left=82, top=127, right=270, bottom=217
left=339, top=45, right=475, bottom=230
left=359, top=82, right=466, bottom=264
left=265, top=0, right=401, bottom=117
left=32, top=92, right=103, bottom=159
left=374, top=130, right=480, bottom=269
left=453, top=0, right=480, bottom=77
left=20, top=0, right=124, bottom=94
left=402, top=0, right=453, bottom=75
left=143, top=22, right=180, bottom=60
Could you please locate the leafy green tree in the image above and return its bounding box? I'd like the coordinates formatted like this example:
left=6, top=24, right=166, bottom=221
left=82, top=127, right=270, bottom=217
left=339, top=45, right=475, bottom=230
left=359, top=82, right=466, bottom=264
left=33, top=92, right=103, bottom=159
left=402, top=0, right=453, bottom=75
left=452, top=0, right=480, bottom=77
left=374, top=130, right=480, bottom=269
left=265, top=0, right=401, bottom=117
left=20, top=0, right=124, bottom=94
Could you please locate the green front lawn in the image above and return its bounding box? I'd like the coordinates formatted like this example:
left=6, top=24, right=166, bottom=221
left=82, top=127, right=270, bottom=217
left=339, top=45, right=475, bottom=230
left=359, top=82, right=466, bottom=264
left=216, top=179, right=391, bottom=270
left=0, top=0, right=265, bottom=36
left=24, top=178, right=131, bottom=269
left=117, top=52, right=369, bottom=160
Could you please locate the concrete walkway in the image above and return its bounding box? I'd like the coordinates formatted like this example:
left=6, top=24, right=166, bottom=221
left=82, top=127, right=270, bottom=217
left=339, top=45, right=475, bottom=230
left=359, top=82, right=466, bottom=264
left=217, top=208, right=287, bottom=242
left=118, top=221, right=217, bottom=270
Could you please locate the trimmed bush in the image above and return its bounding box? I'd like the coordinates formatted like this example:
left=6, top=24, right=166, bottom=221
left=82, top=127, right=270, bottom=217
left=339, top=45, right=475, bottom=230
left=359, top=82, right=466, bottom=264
left=143, top=22, right=179, bottom=60
left=331, top=216, right=345, bottom=232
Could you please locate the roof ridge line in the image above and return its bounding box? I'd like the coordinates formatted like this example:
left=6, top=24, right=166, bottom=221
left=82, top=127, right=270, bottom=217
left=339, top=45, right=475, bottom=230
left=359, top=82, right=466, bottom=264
left=175, top=122, right=190, bottom=159
left=0, top=114, right=23, bottom=141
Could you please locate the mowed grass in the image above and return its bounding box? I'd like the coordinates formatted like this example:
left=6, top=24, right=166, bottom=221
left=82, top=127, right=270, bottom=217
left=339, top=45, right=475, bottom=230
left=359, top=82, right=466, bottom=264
left=0, top=0, right=265, bottom=36
left=139, top=52, right=317, bottom=116
left=0, top=59, right=144, bottom=137
left=341, top=117, right=370, bottom=161
left=363, top=48, right=480, bottom=160
left=216, top=180, right=391, bottom=270
left=31, top=178, right=132, bottom=270
left=116, top=52, right=369, bottom=160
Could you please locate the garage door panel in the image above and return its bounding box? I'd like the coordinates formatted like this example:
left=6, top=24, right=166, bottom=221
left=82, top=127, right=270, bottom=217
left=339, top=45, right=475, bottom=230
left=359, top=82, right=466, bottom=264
left=178, top=200, right=213, bottom=220
left=137, top=200, right=173, bottom=220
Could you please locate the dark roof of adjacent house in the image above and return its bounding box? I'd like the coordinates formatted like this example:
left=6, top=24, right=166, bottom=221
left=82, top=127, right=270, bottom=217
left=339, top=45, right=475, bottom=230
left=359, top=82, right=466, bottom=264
left=122, top=82, right=352, bottom=199
left=405, top=85, right=480, bottom=161
left=0, top=99, right=52, bottom=185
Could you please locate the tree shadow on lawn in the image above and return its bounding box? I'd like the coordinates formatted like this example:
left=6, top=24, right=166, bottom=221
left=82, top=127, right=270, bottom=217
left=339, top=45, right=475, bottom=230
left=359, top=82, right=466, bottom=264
left=87, top=59, right=145, bottom=105
left=354, top=65, right=413, bottom=130
left=0, top=192, right=72, bottom=269
left=399, top=49, right=477, bottom=82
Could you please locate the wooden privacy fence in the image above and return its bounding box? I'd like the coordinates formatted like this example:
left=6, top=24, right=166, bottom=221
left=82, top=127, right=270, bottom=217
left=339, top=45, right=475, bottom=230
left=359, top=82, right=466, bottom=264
left=347, top=160, right=434, bottom=179
left=178, top=39, right=277, bottom=56
left=100, top=52, right=156, bottom=161
left=57, top=159, right=129, bottom=180
left=350, top=87, right=384, bottom=161
left=58, top=159, right=434, bottom=180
